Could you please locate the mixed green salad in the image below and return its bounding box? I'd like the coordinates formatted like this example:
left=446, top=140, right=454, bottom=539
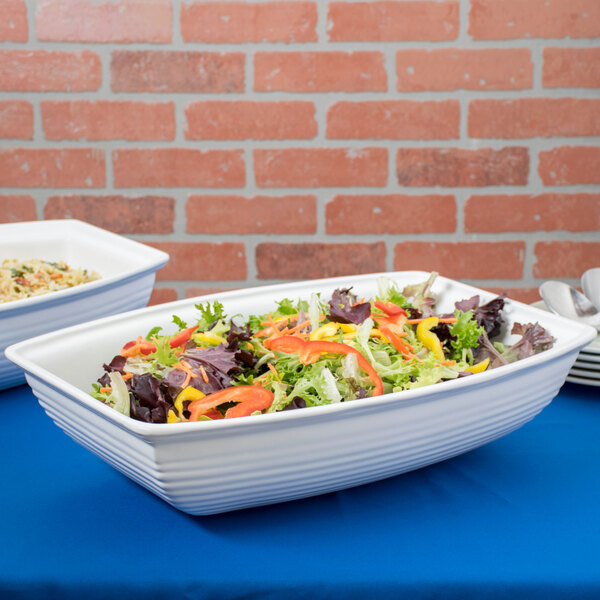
left=91, top=273, right=555, bottom=424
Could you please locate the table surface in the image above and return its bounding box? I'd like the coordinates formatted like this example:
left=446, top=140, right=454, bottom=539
left=1, top=381, right=599, bottom=600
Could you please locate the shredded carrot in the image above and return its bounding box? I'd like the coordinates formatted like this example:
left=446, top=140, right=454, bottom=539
left=259, top=314, right=297, bottom=327
left=440, top=360, right=456, bottom=366
left=286, top=319, right=311, bottom=335
left=406, top=317, right=458, bottom=325
left=176, top=359, right=198, bottom=388
left=122, top=372, right=133, bottom=381
left=49, top=273, right=62, bottom=280
left=265, top=313, right=283, bottom=338
left=99, top=386, right=112, bottom=394
left=267, top=363, right=282, bottom=381
left=199, top=364, right=209, bottom=384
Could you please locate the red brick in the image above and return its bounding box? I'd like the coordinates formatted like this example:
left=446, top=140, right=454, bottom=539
left=465, top=194, right=600, bottom=233
left=185, top=101, right=316, bottom=140
left=44, top=195, right=175, bottom=234
left=36, top=0, right=171, bottom=43
left=147, top=242, right=247, bottom=281
left=538, top=147, right=600, bottom=185
left=326, top=100, right=459, bottom=140
left=254, top=51, right=386, bottom=92
left=0, top=50, right=101, bottom=91
left=112, top=149, right=245, bottom=188
left=255, top=148, right=388, bottom=188
left=484, top=287, right=541, bottom=304
left=42, top=101, right=175, bottom=141
left=0, top=195, right=36, bottom=223
left=186, top=195, right=316, bottom=234
left=543, top=48, right=600, bottom=89
left=148, top=287, right=178, bottom=306
left=111, top=51, right=245, bottom=93
left=327, top=1, right=458, bottom=41
left=469, top=0, right=600, bottom=40
left=396, top=49, right=532, bottom=91
left=394, top=242, right=525, bottom=280
left=0, top=148, right=105, bottom=188
left=0, top=0, right=27, bottom=41
left=181, top=1, right=317, bottom=43
left=469, top=99, right=600, bottom=139
left=396, top=147, right=529, bottom=187
left=256, top=242, right=386, bottom=280
left=534, top=242, right=600, bottom=278
left=326, top=194, right=456, bottom=234
left=186, top=287, right=235, bottom=298
left=0, top=100, right=33, bottom=139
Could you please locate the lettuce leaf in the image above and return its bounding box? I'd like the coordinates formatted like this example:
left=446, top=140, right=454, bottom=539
left=449, top=310, right=485, bottom=362
left=327, top=288, right=371, bottom=325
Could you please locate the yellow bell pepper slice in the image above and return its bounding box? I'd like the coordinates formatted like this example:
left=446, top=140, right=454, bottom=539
left=193, top=331, right=227, bottom=346
left=174, top=386, right=205, bottom=416
left=465, top=357, right=490, bottom=374
left=310, top=322, right=339, bottom=341
left=416, top=316, right=445, bottom=361
left=167, top=409, right=181, bottom=423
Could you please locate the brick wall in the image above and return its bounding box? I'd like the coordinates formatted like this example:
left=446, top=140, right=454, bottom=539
left=1, top=0, right=599, bottom=306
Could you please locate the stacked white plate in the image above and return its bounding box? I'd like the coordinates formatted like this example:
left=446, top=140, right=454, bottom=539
left=567, top=334, right=600, bottom=387
left=532, top=300, right=600, bottom=387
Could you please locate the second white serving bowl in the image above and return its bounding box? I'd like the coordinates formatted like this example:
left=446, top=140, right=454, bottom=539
left=6, top=271, right=597, bottom=514
left=1, top=219, right=169, bottom=389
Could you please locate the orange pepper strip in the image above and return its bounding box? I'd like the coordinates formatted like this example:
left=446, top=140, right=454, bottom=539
left=379, top=325, right=421, bottom=362
left=267, top=336, right=383, bottom=397
left=188, top=386, right=274, bottom=421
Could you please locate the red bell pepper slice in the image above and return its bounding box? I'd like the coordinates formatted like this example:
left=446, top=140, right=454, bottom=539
left=268, top=336, right=383, bottom=397
left=188, top=386, right=274, bottom=421
left=121, top=325, right=199, bottom=357
left=374, top=300, right=407, bottom=317
left=167, top=325, right=198, bottom=349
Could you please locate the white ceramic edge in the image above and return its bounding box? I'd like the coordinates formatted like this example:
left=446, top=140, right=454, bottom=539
left=0, top=219, right=169, bottom=316
left=7, top=271, right=597, bottom=443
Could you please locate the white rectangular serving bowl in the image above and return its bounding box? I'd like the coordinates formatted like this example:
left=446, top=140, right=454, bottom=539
left=6, top=271, right=597, bottom=515
left=1, top=219, right=169, bottom=389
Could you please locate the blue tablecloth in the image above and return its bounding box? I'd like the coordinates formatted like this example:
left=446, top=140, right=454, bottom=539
left=1, top=381, right=599, bottom=599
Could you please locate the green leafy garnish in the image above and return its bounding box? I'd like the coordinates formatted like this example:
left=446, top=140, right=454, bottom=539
left=147, top=337, right=179, bottom=368
left=195, top=301, right=226, bottom=332
left=145, top=326, right=163, bottom=340
left=449, top=310, right=485, bottom=362
left=172, top=315, right=188, bottom=331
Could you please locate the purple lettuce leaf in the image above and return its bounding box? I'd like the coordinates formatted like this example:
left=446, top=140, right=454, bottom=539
left=402, top=272, right=437, bottom=316
left=327, top=288, right=371, bottom=325
left=474, top=294, right=506, bottom=339
left=184, top=345, right=241, bottom=377
left=282, top=396, right=307, bottom=411
left=502, top=322, right=556, bottom=362
left=128, top=373, right=172, bottom=423
left=102, top=355, right=127, bottom=373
